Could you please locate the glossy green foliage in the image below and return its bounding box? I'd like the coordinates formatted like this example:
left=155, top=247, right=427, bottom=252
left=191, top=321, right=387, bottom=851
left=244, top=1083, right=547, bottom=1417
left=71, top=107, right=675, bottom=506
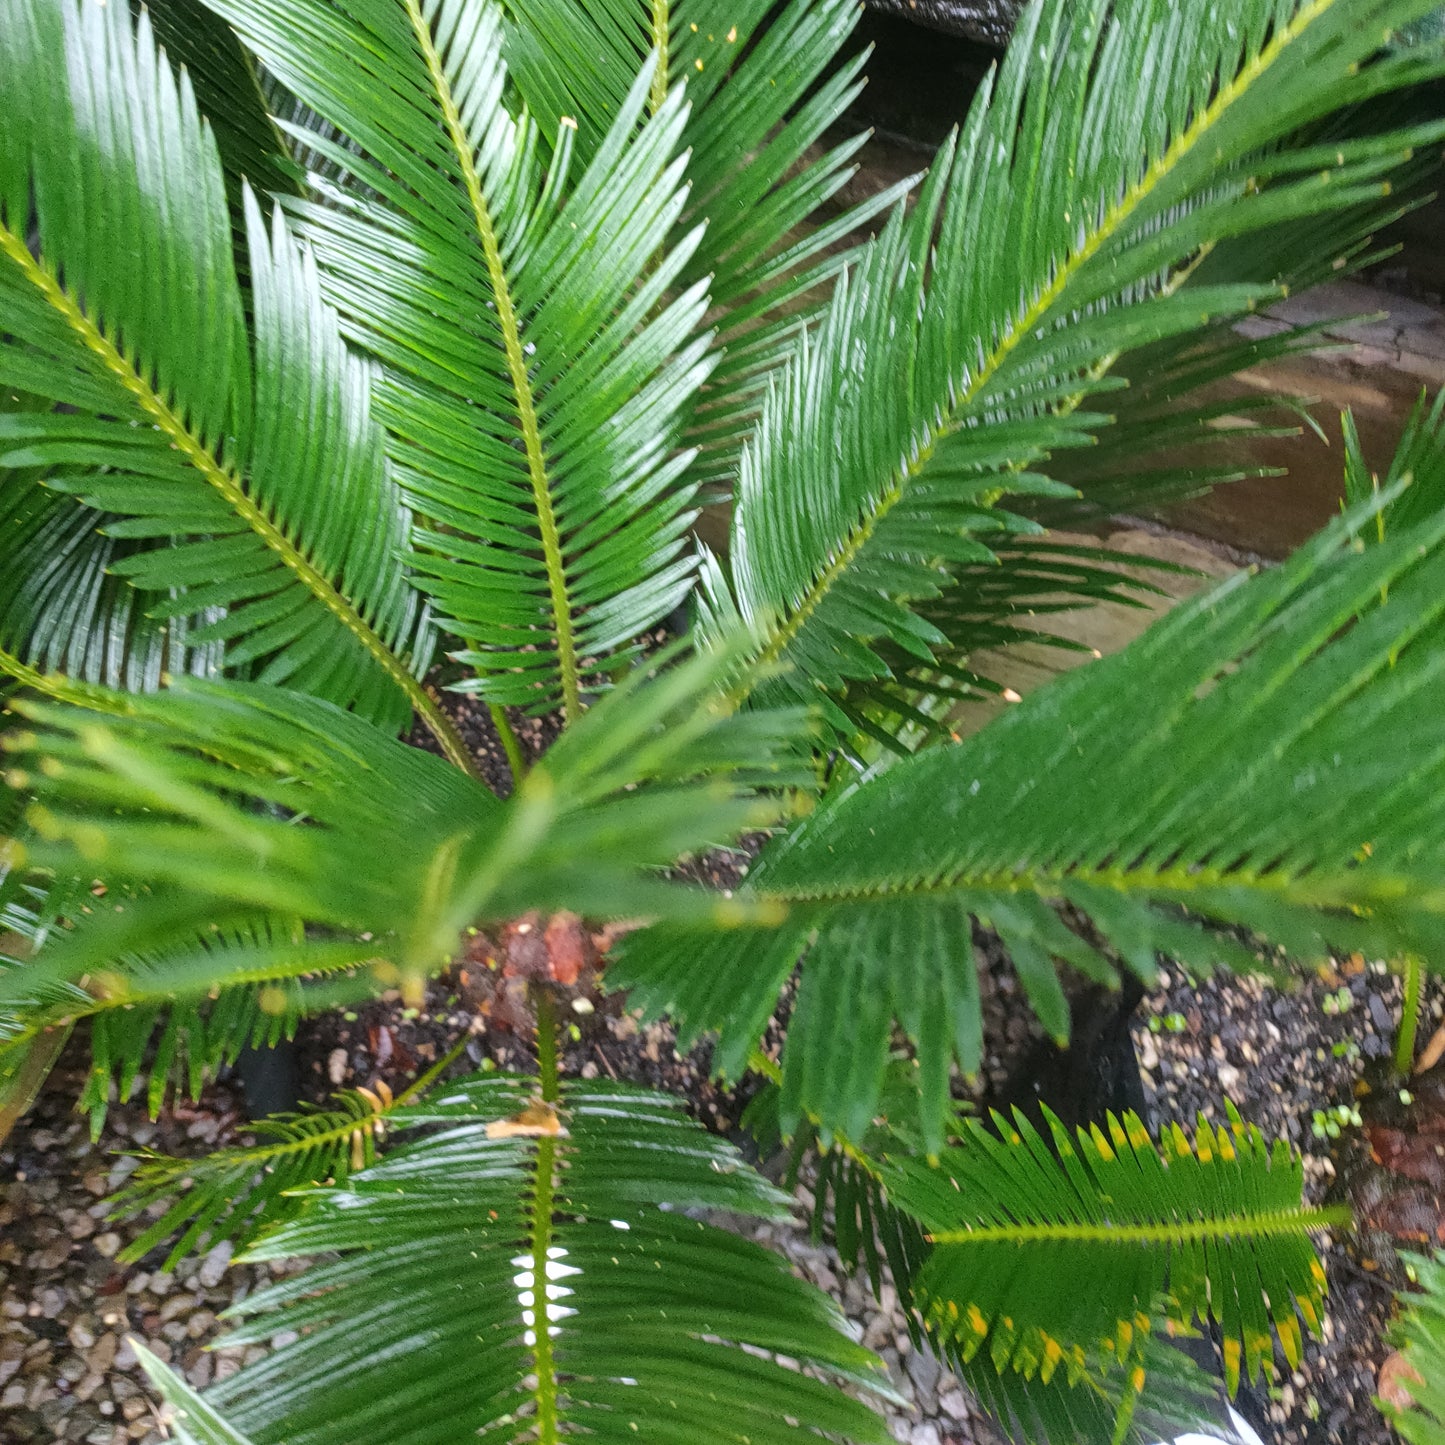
left=0, top=646, right=808, bottom=1045
left=1386, top=1252, right=1445, bottom=1444
left=0, top=0, right=433, bottom=730
left=892, top=1106, right=1336, bottom=1396
left=202, top=0, right=712, bottom=720
left=492, top=0, right=907, bottom=498
left=616, top=485, right=1445, bottom=1152
left=109, top=1083, right=401, bottom=1270
left=713, top=0, right=1445, bottom=739
left=194, top=1075, right=894, bottom=1444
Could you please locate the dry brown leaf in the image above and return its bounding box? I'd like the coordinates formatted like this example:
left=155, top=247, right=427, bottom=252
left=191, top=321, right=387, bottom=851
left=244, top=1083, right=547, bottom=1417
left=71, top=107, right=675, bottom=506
left=1379, top=1350, right=1424, bottom=1409
left=1415, top=1019, right=1445, bottom=1075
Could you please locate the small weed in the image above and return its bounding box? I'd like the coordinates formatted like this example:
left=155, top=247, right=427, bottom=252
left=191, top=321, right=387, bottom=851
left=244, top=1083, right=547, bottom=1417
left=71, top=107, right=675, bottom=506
left=1311, top=1103, right=1362, bottom=1140
left=1321, top=986, right=1353, bottom=1016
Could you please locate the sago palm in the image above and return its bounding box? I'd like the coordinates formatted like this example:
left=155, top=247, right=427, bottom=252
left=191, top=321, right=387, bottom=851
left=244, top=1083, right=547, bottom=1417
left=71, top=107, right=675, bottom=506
left=4, top=0, right=1445, bottom=1439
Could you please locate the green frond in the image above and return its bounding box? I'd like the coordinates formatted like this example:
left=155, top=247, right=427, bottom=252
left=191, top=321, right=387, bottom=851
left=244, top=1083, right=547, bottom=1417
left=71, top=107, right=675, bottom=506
left=492, top=0, right=907, bottom=495
left=138, top=1347, right=258, bottom=1445
left=182, top=1074, right=894, bottom=1444
left=840, top=537, right=1190, bottom=748
left=0, top=0, right=446, bottom=749
left=0, top=646, right=809, bottom=1027
left=960, top=1327, right=1246, bottom=1445
left=0, top=893, right=380, bottom=1133
left=111, top=1083, right=398, bottom=1271
left=205, top=0, right=713, bottom=724
left=614, top=481, right=1445, bottom=1151
left=716, top=0, right=1445, bottom=739
left=0, top=468, right=225, bottom=693
left=1386, top=1252, right=1445, bottom=1444
left=889, top=1105, right=1340, bottom=1397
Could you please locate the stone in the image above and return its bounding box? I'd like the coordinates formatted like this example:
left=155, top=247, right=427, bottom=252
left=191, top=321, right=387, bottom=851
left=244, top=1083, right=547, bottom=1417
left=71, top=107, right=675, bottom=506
left=91, top=1234, right=121, bottom=1260
left=197, top=1242, right=233, bottom=1288
left=158, top=1294, right=197, bottom=1325
left=905, top=1345, right=941, bottom=1405
left=939, top=1386, right=969, bottom=1422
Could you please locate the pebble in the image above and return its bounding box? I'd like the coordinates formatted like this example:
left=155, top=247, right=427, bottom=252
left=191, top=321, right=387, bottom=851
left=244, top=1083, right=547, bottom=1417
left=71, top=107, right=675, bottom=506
left=197, top=1242, right=233, bottom=1288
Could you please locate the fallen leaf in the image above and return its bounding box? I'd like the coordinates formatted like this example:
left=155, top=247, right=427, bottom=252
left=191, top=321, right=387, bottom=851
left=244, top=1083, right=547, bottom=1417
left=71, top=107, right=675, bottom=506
left=1379, top=1350, right=1424, bottom=1409
left=1367, top=1125, right=1445, bottom=1191
left=1415, top=1020, right=1445, bottom=1075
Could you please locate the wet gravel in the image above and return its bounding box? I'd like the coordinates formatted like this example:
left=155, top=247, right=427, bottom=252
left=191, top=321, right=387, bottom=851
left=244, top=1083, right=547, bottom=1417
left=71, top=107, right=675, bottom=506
left=1131, top=958, right=1441, bottom=1445
left=0, top=1067, right=307, bottom=1444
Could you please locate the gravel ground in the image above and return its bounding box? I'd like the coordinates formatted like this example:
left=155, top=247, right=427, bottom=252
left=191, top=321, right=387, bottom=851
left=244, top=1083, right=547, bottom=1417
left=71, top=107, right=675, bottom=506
left=1132, top=960, right=1442, bottom=1445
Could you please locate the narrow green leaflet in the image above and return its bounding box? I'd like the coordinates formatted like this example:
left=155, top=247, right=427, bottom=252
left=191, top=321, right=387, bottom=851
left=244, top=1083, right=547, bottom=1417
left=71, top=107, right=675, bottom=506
left=188, top=1075, right=894, bottom=1445
left=716, top=0, right=1445, bottom=738
left=615, top=486, right=1445, bottom=1151
left=0, top=0, right=445, bottom=748
left=137, top=1346, right=258, bottom=1445
left=206, top=0, right=712, bottom=723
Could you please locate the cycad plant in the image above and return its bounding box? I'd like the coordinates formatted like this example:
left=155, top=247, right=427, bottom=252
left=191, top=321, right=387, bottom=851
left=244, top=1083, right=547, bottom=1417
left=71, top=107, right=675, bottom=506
left=5, top=0, right=1445, bottom=1439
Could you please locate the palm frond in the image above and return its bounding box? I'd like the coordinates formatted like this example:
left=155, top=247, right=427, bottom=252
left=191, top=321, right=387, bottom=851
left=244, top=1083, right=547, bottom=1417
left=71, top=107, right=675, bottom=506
left=1386, top=1251, right=1445, bottom=1444
left=0, top=0, right=447, bottom=749
left=614, top=481, right=1445, bottom=1151
left=490, top=0, right=910, bottom=496
left=0, top=468, right=225, bottom=694
left=111, top=1080, right=399, bottom=1270
left=960, top=1327, right=1255, bottom=1445
left=714, top=0, right=1445, bottom=741
left=0, top=644, right=808, bottom=1028
left=185, top=1073, right=893, bottom=1444
left=204, top=0, right=714, bottom=724
left=889, top=1105, right=1338, bottom=1397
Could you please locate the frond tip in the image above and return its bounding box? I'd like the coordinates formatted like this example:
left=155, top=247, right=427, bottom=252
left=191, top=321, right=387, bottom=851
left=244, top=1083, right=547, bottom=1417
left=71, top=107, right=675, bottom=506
left=889, top=1104, right=1346, bottom=1398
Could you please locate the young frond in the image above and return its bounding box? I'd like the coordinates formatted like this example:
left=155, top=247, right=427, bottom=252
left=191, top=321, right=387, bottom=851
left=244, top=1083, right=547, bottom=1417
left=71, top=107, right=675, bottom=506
left=614, top=476, right=1445, bottom=1152
left=0, top=0, right=444, bottom=748
left=110, top=1082, right=403, bottom=1271
left=178, top=1073, right=894, bottom=1445
left=0, top=646, right=808, bottom=1022
left=716, top=0, right=1445, bottom=739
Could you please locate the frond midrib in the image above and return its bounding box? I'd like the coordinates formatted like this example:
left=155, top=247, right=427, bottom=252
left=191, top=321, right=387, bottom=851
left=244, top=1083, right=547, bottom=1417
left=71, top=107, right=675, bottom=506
left=734, top=0, right=1335, bottom=697
left=751, top=855, right=1429, bottom=910
left=403, top=0, right=583, bottom=727
left=929, top=1203, right=1349, bottom=1248
left=0, top=227, right=477, bottom=776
